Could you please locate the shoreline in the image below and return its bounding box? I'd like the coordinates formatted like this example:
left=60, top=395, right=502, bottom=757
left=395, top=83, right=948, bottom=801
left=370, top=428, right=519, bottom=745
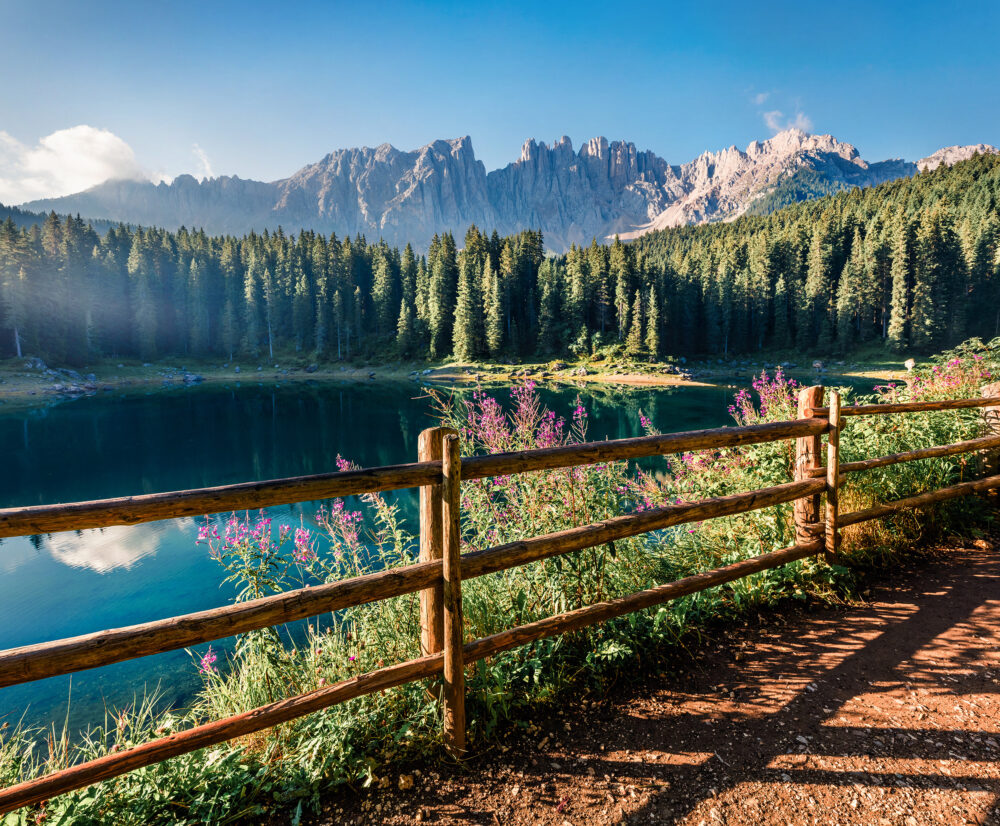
left=0, top=356, right=908, bottom=410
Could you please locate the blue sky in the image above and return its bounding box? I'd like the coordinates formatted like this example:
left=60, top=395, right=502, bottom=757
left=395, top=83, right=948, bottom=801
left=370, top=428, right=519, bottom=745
left=1, top=0, right=998, bottom=202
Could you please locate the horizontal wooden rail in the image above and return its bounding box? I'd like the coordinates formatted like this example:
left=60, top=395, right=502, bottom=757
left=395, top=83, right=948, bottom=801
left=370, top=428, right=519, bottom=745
left=806, top=396, right=1000, bottom=420
left=840, top=474, right=1000, bottom=527
left=462, top=418, right=827, bottom=480
left=0, top=419, right=826, bottom=542
left=465, top=539, right=822, bottom=662
left=0, top=462, right=441, bottom=540
left=0, top=653, right=444, bottom=815
left=0, top=478, right=823, bottom=689
left=462, top=477, right=824, bottom=579
left=0, top=539, right=821, bottom=816
left=806, top=434, right=1000, bottom=478
left=0, top=560, right=440, bottom=690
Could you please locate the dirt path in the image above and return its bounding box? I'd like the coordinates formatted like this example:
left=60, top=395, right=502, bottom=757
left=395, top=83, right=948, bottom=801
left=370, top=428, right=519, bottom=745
left=314, top=537, right=1000, bottom=825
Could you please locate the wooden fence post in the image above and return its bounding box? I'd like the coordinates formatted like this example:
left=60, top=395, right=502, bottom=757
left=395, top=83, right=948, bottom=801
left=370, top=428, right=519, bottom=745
left=794, top=386, right=825, bottom=544
left=440, top=432, right=466, bottom=754
left=825, top=390, right=841, bottom=564
left=418, top=428, right=450, bottom=657
left=983, top=383, right=1000, bottom=477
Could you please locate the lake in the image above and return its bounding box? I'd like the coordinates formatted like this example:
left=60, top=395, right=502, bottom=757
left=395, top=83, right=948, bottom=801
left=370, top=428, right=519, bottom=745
left=0, top=375, right=864, bottom=733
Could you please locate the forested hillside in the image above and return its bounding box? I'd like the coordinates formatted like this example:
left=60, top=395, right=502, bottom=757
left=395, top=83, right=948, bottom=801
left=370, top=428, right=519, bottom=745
left=0, top=154, right=997, bottom=366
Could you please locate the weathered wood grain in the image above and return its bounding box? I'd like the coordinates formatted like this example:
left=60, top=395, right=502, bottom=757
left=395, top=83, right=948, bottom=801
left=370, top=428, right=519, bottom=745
left=461, top=477, right=825, bottom=580
left=0, top=462, right=441, bottom=539
left=462, top=418, right=828, bottom=480
left=0, top=478, right=824, bottom=690
left=794, top=386, right=825, bottom=545
left=840, top=474, right=1000, bottom=527
left=441, top=433, right=466, bottom=754
left=826, top=434, right=1000, bottom=475
left=806, top=396, right=1000, bottom=419
left=418, top=428, right=449, bottom=657
left=464, top=540, right=823, bottom=665
left=0, top=560, right=440, bottom=689
left=0, top=654, right=443, bottom=815
left=825, top=391, right=841, bottom=561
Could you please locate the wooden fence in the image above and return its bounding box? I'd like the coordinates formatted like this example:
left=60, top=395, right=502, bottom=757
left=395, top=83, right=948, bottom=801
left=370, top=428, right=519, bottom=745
left=0, top=386, right=999, bottom=814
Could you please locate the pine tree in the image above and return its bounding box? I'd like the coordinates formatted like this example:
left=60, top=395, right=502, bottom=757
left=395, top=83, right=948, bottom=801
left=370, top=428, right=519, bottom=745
left=835, top=258, right=857, bottom=352
left=127, top=234, right=158, bottom=360
left=452, top=255, right=479, bottom=360
left=536, top=261, right=558, bottom=354
left=803, top=218, right=835, bottom=350
left=188, top=257, right=210, bottom=354
left=609, top=236, right=632, bottom=339
left=625, top=290, right=644, bottom=357
left=396, top=299, right=414, bottom=356
left=772, top=274, right=791, bottom=349
left=292, top=261, right=313, bottom=351
left=887, top=219, right=911, bottom=351
left=371, top=251, right=395, bottom=336
left=645, top=284, right=660, bottom=359
left=221, top=296, right=238, bottom=361
left=484, top=257, right=503, bottom=357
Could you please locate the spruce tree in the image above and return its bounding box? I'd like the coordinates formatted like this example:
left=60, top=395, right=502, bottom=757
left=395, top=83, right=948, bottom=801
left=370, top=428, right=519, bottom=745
left=396, top=299, right=414, bottom=356
left=626, top=289, right=644, bottom=357
left=484, top=257, right=503, bottom=357
left=188, top=258, right=210, bottom=354
left=452, top=256, right=478, bottom=360
left=645, top=284, right=660, bottom=359
left=887, top=219, right=911, bottom=351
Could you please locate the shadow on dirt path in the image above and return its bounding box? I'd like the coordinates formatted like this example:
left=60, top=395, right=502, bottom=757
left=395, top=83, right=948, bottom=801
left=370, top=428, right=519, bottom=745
left=316, top=539, right=1000, bottom=825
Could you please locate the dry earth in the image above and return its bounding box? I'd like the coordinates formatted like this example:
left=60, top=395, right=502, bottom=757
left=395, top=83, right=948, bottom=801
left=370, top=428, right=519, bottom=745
left=311, top=536, right=1000, bottom=825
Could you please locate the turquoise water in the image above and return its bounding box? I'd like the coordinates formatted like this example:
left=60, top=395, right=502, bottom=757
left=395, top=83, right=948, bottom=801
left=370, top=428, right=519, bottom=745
left=0, top=376, right=864, bottom=733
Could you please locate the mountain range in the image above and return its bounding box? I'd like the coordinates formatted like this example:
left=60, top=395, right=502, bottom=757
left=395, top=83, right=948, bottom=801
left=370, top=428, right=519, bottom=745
left=18, top=129, right=998, bottom=252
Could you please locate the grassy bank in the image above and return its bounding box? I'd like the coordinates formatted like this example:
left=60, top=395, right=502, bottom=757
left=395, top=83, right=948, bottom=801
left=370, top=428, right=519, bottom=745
left=0, top=345, right=915, bottom=409
left=0, top=338, right=996, bottom=825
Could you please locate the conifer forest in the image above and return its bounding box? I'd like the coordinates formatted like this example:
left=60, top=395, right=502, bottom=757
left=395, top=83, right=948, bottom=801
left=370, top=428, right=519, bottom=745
left=1, top=153, right=998, bottom=367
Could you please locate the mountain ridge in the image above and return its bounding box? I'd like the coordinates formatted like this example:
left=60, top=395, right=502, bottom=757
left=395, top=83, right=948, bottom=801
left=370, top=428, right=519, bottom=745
left=18, top=131, right=999, bottom=252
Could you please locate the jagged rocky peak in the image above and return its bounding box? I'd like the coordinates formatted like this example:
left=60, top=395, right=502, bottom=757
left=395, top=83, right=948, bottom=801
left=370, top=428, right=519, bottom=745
left=518, top=135, right=575, bottom=163
left=20, top=128, right=995, bottom=253
left=580, top=136, right=610, bottom=158
left=917, top=143, right=1000, bottom=171
left=745, top=129, right=862, bottom=163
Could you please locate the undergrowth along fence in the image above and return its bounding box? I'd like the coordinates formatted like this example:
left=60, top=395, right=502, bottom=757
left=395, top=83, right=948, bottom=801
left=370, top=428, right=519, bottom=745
left=0, top=386, right=999, bottom=814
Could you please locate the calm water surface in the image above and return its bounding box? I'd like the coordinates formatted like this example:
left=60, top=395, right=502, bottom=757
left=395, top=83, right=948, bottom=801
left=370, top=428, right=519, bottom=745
left=0, top=376, right=863, bottom=732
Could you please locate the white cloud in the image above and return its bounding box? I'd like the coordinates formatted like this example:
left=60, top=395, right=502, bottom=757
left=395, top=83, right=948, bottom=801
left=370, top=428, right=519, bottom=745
left=788, top=111, right=813, bottom=131
left=762, top=109, right=813, bottom=134
left=763, top=110, right=784, bottom=132
left=0, top=125, right=152, bottom=205
left=46, top=523, right=162, bottom=573
left=192, top=143, right=213, bottom=180
left=751, top=91, right=770, bottom=105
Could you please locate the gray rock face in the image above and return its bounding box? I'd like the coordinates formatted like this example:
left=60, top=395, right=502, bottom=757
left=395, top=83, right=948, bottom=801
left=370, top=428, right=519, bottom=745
left=271, top=137, right=493, bottom=249
left=619, top=129, right=917, bottom=237
left=486, top=135, right=680, bottom=250
left=21, top=129, right=987, bottom=252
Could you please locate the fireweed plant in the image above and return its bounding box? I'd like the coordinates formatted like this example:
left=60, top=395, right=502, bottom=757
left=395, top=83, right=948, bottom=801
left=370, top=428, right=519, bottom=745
left=2, top=340, right=997, bottom=825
